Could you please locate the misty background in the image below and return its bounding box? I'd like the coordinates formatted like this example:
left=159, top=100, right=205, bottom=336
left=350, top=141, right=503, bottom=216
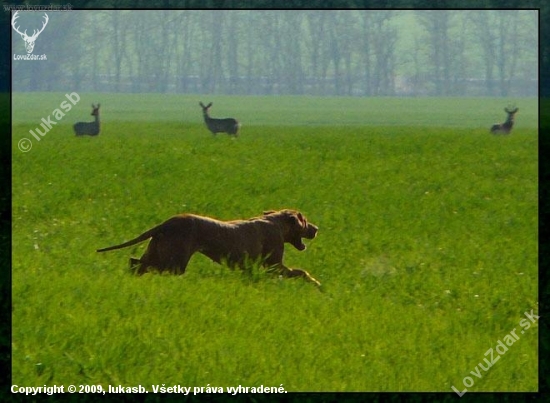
left=12, top=10, right=538, bottom=97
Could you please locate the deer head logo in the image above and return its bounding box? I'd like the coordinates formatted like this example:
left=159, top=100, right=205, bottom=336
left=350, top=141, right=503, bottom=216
left=11, top=11, right=49, bottom=54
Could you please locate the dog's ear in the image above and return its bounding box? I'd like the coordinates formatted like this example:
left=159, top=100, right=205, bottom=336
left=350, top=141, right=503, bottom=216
left=295, top=212, right=306, bottom=227
left=263, top=210, right=276, bottom=216
left=285, top=211, right=305, bottom=227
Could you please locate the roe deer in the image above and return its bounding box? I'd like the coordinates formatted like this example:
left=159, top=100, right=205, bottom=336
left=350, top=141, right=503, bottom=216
left=490, top=106, right=518, bottom=135
left=199, top=101, right=240, bottom=137
left=74, top=104, right=100, bottom=136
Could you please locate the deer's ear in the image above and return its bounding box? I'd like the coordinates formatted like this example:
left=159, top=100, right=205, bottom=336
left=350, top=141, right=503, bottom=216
left=207, top=102, right=213, bottom=108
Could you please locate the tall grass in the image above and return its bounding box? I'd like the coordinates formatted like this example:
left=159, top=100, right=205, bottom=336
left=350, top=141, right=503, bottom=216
left=11, top=94, right=537, bottom=391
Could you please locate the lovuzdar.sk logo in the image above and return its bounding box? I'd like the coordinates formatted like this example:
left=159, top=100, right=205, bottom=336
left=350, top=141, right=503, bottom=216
left=12, top=11, right=49, bottom=60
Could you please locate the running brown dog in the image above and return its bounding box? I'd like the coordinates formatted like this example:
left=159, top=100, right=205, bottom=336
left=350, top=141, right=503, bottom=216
left=97, top=209, right=321, bottom=286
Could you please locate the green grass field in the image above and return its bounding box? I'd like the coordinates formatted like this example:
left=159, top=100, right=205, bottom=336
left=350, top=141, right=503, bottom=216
left=12, top=94, right=537, bottom=392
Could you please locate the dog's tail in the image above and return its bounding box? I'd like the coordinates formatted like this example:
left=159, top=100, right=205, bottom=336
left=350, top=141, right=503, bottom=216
left=97, top=227, right=158, bottom=253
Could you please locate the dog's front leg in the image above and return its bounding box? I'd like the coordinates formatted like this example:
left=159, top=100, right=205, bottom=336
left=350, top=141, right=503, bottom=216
left=279, top=265, right=321, bottom=287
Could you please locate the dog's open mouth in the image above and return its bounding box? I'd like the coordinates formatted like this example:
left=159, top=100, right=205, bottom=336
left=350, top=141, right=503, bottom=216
left=291, top=238, right=307, bottom=251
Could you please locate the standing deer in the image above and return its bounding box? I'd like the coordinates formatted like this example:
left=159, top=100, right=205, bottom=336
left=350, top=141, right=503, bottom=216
left=199, top=102, right=240, bottom=137
left=490, top=106, right=518, bottom=135
left=74, top=104, right=100, bottom=136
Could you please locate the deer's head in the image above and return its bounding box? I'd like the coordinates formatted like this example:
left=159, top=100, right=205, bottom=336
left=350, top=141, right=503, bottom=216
left=12, top=11, right=49, bottom=54
left=505, top=105, right=519, bottom=115
left=91, top=104, right=100, bottom=116
left=199, top=101, right=213, bottom=113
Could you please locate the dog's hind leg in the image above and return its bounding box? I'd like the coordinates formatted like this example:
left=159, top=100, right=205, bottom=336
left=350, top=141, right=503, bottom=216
left=131, top=237, right=163, bottom=275
left=129, top=257, right=141, bottom=273
left=170, top=252, right=192, bottom=275
left=155, top=237, right=194, bottom=275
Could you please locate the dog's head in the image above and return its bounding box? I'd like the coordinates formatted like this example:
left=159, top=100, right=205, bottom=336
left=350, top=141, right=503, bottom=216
left=263, top=209, right=318, bottom=251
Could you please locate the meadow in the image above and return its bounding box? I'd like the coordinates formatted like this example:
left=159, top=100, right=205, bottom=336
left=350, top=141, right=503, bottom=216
left=11, top=94, right=538, bottom=392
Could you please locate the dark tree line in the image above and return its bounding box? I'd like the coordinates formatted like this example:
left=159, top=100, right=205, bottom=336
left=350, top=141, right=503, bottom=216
left=11, top=10, right=537, bottom=97
left=0, top=0, right=547, bottom=94
left=12, top=10, right=538, bottom=96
